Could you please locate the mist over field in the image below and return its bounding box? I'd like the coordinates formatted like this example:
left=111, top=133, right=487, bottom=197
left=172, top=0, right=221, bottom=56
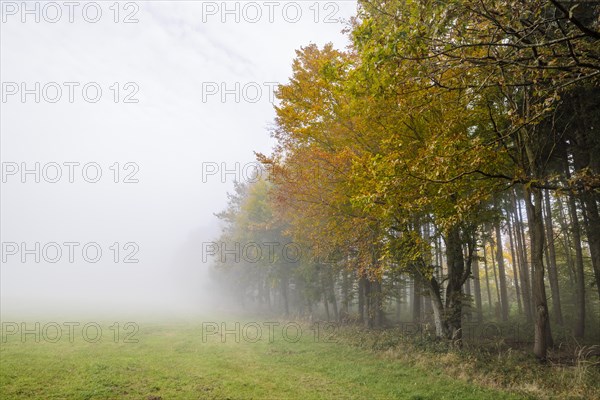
left=1, top=2, right=600, bottom=399
left=0, top=1, right=355, bottom=321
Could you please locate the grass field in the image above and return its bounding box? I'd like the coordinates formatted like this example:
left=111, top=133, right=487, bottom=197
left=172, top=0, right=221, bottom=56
left=0, top=320, right=535, bottom=400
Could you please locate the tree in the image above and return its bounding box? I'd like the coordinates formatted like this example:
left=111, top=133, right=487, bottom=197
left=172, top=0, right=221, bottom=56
left=351, top=0, right=600, bottom=360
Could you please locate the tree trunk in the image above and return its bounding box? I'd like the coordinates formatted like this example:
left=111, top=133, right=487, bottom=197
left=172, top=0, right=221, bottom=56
left=358, top=275, right=365, bottom=324
left=472, top=248, right=483, bottom=322
left=372, top=279, right=384, bottom=328
left=566, top=192, right=586, bottom=338
left=328, top=271, right=339, bottom=322
left=428, top=278, right=446, bottom=338
left=482, top=242, right=493, bottom=311
left=494, top=216, right=510, bottom=321
left=412, top=276, right=422, bottom=323
left=340, top=270, right=350, bottom=322
left=444, top=225, right=465, bottom=345
left=579, top=192, right=600, bottom=301
left=563, top=153, right=586, bottom=338
left=464, top=267, right=472, bottom=322
left=506, top=211, right=523, bottom=315
left=542, top=189, right=563, bottom=325
left=364, top=278, right=372, bottom=328
left=323, top=296, right=330, bottom=321
left=489, top=237, right=502, bottom=317
left=569, top=96, right=600, bottom=301
left=396, top=278, right=402, bottom=321
left=524, top=185, right=552, bottom=360
left=514, top=190, right=533, bottom=322
left=281, top=274, right=289, bottom=317
left=556, top=195, right=577, bottom=289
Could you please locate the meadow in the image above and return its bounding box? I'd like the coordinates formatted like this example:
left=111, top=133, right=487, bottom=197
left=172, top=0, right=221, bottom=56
left=0, top=320, right=535, bottom=400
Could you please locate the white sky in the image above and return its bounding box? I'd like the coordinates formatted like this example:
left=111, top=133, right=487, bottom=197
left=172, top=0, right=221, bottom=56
left=0, top=0, right=357, bottom=319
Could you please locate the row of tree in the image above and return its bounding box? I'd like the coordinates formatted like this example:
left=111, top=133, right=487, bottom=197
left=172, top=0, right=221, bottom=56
left=211, top=0, right=600, bottom=360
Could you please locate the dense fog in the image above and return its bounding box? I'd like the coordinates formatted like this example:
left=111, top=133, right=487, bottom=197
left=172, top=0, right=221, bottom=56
left=0, top=1, right=357, bottom=320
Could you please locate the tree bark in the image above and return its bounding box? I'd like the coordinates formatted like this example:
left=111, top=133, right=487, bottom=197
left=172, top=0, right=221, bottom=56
left=341, top=269, right=350, bottom=317
left=566, top=192, right=586, bottom=338
left=358, top=275, right=365, bottom=324
left=580, top=194, right=600, bottom=301
left=482, top=242, right=493, bottom=311
left=464, top=265, right=472, bottom=322
left=321, top=271, right=330, bottom=322
left=506, top=211, right=523, bottom=315
left=569, top=92, right=600, bottom=301
left=364, top=278, right=373, bottom=328
left=489, top=236, right=502, bottom=317
left=428, top=278, right=446, bottom=338
left=412, top=277, right=422, bottom=323
left=514, top=190, right=533, bottom=322
left=494, top=216, right=510, bottom=321
left=328, top=270, right=339, bottom=322
left=372, top=279, right=384, bottom=328
left=524, top=185, right=552, bottom=360
left=563, top=153, right=586, bottom=338
left=444, top=225, right=465, bottom=344
left=472, top=248, right=483, bottom=322
left=396, top=279, right=402, bottom=322
left=542, top=189, right=563, bottom=325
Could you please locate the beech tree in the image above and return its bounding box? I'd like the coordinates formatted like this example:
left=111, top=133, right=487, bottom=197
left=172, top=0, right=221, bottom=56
left=210, top=0, right=600, bottom=361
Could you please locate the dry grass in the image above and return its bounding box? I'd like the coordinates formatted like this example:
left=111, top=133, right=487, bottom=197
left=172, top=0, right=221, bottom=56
left=335, top=325, right=600, bottom=400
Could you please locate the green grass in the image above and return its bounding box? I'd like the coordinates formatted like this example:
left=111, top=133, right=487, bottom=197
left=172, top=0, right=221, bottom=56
left=0, top=321, right=533, bottom=399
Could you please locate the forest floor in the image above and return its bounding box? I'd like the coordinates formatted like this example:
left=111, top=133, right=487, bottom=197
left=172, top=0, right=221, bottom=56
left=0, top=320, right=597, bottom=399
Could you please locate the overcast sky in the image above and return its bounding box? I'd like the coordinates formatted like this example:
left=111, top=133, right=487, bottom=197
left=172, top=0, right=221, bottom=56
left=0, top=1, right=357, bottom=319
